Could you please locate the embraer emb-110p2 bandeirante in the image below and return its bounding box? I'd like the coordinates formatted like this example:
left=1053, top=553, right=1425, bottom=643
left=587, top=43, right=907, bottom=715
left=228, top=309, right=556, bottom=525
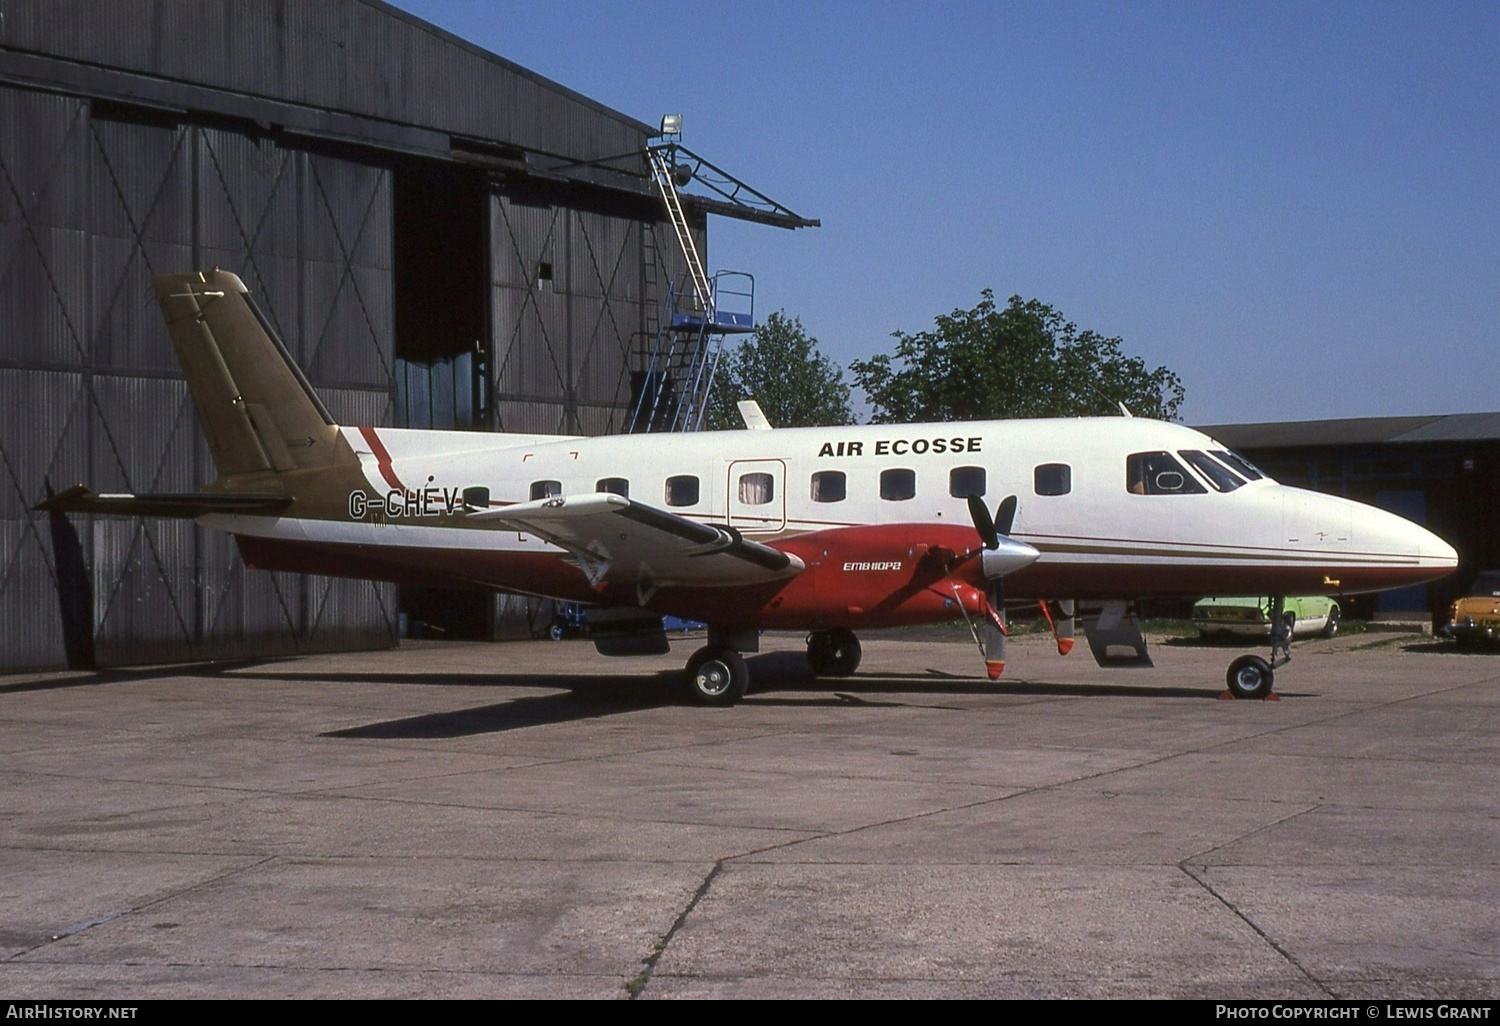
left=40, top=271, right=1458, bottom=703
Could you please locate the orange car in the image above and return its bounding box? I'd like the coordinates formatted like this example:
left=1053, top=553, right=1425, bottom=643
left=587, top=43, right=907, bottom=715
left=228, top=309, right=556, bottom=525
left=1443, top=571, right=1500, bottom=648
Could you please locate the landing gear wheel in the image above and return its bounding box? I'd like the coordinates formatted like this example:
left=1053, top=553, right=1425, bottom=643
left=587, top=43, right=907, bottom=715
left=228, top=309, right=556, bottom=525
left=1226, top=654, right=1275, bottom=699
left=685, top=646, right=749, bottom=706
left=1321, top=605, right=1340, bottom=638
left=807, top=629, right=862, bottom=677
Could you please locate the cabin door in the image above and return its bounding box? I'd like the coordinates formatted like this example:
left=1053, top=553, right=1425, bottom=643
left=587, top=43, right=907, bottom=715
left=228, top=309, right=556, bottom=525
left=727, top=459, right=787, bottom=534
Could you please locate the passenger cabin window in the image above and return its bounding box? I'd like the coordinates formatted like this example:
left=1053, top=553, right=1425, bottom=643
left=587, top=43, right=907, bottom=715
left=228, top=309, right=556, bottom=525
left=596, top=477, right=629, bottom=497
left=1034, top=463, right=1071, bottom=496
left=1126, top=452, right=1205, bottom=495
left=738, top=472, right=774, bottom=505
left=811, top=471, right=846, bottom=503
left=665, top=475, right=700, bottom=507
left=880, top=468, right=916, bottom=501
left=1179, top=450, right=1245, bottom=492
left=529, top=480, right=561, bottom=500
left=1211, top=449, right=1265, bottom=481
left=949, top=466, right=986, bottom=498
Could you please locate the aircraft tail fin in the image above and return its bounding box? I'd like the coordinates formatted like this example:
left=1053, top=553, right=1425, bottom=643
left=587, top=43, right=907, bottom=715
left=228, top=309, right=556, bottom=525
left=152, top=271, right=352, bottom=479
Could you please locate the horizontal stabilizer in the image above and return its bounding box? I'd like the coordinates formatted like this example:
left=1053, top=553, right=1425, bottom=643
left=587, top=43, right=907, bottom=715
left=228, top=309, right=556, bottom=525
left=36, top=485, right=291, bottom=518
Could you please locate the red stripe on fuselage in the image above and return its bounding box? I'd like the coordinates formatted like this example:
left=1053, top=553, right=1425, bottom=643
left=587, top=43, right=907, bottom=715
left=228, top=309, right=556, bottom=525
left=358, top=426, right=404, bottom=491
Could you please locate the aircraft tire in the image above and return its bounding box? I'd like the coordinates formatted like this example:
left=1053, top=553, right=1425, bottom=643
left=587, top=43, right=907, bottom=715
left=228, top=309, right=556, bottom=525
left=808, top=629, right=861, bottom=677
left=1225, top=654, right=1274, bottom=699
left=685, top=646, right=748, bottom=706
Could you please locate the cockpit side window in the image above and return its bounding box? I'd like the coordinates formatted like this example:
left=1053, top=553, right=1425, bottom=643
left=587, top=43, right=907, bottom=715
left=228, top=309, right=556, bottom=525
left=1179, top=450, right=1245, bottom=492
left=1126, top=452, right=1206, bottom=495
left=1211, top=449, right=1266, bottom=481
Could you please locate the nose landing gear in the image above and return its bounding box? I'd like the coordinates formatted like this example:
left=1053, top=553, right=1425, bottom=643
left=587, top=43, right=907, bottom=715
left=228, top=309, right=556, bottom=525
left=1224, top=595, right=1291, bottom=700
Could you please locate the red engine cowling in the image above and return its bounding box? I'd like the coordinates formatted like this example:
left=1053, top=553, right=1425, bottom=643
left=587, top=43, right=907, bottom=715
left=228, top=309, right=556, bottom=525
left=751, top=522, right=988, bottom=629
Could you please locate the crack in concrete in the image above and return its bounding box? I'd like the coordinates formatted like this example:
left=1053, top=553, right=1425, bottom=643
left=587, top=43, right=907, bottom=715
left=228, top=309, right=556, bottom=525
left=1179, top=861, right=1332, bottom=997
left=628, top=860, right=723, bottom=999
left=4, top=856, right=276, bottom=961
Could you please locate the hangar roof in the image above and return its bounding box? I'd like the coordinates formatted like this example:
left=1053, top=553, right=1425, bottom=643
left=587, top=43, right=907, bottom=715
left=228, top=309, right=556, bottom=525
left=1198, top=413, right=1500, bottom=450
left=0, top=0, right=652, bottom=183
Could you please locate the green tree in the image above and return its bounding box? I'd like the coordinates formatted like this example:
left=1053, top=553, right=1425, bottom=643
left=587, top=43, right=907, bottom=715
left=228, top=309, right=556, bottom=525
left=705, top=311, right=854, bottom=430
left=850, top=290, right=1184, bottom=423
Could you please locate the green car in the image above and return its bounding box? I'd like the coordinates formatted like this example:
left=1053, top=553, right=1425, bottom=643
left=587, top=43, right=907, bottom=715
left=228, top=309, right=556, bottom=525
left=1192, top=595, right=1341, bottom=639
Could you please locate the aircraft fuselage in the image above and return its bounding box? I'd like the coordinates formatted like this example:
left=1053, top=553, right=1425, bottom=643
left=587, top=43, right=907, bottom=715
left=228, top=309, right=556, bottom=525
left=210, top=416, right=1456, bottom=629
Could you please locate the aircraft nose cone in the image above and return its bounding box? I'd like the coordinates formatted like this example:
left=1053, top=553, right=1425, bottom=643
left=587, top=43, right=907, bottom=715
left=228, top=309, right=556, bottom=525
left=1359, top=503, right=1458, bottom=570
left=1414, top=524, right=1458, bottom=569
left=1277, top=486, right=1458, bottom=592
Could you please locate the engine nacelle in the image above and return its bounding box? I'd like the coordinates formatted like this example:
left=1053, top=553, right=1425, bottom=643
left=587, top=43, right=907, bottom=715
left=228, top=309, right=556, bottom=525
left=755, top=522, right=989, bottom=628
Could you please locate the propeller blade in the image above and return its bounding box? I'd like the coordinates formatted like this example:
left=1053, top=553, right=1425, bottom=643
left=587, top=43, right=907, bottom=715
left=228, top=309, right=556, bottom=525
left=967, top=493, right=997, bottom=550
left=1055, top=599, right=1075, bottom=656
left=994, top=494, right=1017, bottom=537
left=984, top=579, right=1008, bottom=679
left=967, top=493, right=1025, bottom=679
left=1039, top=599, right=1076, bottom=656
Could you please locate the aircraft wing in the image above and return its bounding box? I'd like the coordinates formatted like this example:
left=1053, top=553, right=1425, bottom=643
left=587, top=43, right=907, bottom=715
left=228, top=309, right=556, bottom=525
left=469, top=492, right=804, bottom=590
left=35, top=485, right=291, bottom=518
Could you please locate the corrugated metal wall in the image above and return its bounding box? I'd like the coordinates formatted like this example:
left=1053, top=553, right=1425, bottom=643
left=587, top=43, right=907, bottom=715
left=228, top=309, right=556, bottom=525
left=490, top=192, right=686, bottom=436
left=0, top=85, right=396, bottom=669
left=0, top=0, right=683, bottom=668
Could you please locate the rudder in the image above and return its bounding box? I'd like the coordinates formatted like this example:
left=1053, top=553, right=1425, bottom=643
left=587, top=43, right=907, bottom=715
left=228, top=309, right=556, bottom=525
left=152, top=271, right=351, bottom=478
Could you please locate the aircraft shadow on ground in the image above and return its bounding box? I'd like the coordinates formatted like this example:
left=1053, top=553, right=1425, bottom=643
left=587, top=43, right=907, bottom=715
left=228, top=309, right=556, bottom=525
left=1, top=651, right=1233, bottom=736
left=0, top=658, right=268, bottom=695
left=1161, top=634, right=1284, bottom=649
left=314, top=651, right=1227, bottom=737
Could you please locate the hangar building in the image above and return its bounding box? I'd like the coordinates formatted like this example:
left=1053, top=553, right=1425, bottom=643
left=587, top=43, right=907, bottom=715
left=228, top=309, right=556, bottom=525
left=1201, top=413, right=1500, bottom=622
left=0, top=0, right=805, bottom=670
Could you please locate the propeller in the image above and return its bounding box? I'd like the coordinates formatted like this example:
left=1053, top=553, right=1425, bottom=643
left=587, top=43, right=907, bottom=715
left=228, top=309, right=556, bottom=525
left=967, top=494, right=1040, bottom=679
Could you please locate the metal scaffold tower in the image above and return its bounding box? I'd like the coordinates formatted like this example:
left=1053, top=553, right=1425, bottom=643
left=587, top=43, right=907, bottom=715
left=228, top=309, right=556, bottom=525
left=626, top=126, right=817, bottom=433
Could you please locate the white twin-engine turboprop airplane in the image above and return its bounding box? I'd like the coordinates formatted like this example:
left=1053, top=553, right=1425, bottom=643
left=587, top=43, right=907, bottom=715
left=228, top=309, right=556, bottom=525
left=42, top=271, right=1458, bottom=703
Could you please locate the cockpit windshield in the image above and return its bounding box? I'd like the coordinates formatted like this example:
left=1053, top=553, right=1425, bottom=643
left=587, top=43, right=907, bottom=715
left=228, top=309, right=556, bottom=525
left=1126, top=451, right=1206, bottom=495
left=1179, top=450, right=1245, bottom=492
left=1210, top=449, right=1267, bottom=482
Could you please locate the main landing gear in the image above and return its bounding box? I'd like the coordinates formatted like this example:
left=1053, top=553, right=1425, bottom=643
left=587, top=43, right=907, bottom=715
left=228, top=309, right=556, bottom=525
left=1224, top=595, right=1292, bottom=700
left=682, top=626, right=758, bottom=706
left=807, top=628, right=862, bottom=677
left=680, top=627, right=866, bottom=705
left=685, top=645, right=749, bottom=705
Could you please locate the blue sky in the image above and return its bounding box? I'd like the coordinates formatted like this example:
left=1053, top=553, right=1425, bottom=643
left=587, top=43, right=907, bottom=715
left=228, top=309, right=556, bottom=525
left=389, top=0, right=1497, bottom=425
